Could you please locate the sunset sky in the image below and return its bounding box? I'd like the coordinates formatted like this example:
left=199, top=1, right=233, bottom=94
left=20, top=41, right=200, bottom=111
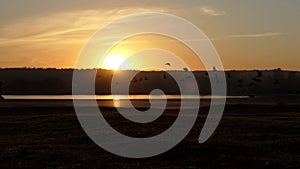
left=0, top=0, right=299, bottom=70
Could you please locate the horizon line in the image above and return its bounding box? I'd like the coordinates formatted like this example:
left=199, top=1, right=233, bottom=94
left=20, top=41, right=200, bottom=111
left=0, top=67, right=299, bottom=72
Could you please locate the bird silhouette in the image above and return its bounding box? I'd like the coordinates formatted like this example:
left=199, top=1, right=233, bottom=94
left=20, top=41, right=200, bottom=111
left=183, top=67, right=189, bottom=71
left=132, top=77, right=137, bottom=83
left=213, top=66, right=217, bottom=71
left=252, top=77, right=262, bottom=83
left=165, top=63, right=171, bottom=66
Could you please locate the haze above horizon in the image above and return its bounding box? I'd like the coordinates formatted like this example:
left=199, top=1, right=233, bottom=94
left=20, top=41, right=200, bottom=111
left=0, top=0, right=299, bottom=70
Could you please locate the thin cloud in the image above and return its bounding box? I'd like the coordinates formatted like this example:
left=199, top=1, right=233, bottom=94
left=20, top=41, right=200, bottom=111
left=0, top=7, right=166, bottom=68
left=0, top=8, right=166, bottom=46
left=199, top=6, right=225, bottom=16
left=228, top=32, right=283, bottom=38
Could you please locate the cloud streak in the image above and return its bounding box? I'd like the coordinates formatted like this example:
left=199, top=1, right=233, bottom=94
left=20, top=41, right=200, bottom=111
left=0, top=8, right=166, bottom=46
left=228, top=32, right=283, bottom=38
left=199, top=6, right=225, bottom=16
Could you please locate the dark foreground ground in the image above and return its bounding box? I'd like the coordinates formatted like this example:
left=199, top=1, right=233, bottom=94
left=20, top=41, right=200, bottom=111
left=0, top=104, right=299, bottom=169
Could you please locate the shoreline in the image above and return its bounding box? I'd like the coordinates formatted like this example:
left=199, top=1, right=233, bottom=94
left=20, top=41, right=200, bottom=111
left=1, top=95, right=300, bottom=109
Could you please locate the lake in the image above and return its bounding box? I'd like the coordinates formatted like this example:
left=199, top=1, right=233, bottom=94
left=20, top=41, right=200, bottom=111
left=1, top=95, right=247, bottom=109
left=3, top=95, right=247, bottom=100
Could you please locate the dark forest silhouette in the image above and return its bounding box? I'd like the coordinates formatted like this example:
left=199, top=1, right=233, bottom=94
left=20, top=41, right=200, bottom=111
left=0, top=81, right=5, bottom=101
left=0, top=68, right=299, bottom=95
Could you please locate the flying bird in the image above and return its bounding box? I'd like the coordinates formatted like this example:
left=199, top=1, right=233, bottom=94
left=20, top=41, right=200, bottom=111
left=213, top=66, right=217, bottom=71
left=183, top=67, right=189, bottom=71
left=165, top=63, right=171, bottom=66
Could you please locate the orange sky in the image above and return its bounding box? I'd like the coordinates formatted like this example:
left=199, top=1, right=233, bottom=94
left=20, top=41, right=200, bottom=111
left=0, top=0, right=299, bottom=70
left=98, top=34, right=205, bottom=70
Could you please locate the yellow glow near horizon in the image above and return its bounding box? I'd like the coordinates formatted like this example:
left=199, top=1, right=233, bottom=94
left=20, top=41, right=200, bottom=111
left=100, top=54, right=128, bottom=70
left=98, top=34, right=204, bottom=71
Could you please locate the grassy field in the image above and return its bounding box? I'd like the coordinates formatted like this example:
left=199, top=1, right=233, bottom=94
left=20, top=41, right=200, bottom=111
left=0, top=104, right=299, bottom=168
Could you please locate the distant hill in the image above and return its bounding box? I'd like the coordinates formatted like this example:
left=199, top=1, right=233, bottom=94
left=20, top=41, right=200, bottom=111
left=0, top=68, right=299, bottom=95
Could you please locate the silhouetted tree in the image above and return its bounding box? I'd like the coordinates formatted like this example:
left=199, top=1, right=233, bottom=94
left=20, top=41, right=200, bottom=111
left=227, top=72, right=231, bottom=78
left=256, top=70, right=262, bottom=77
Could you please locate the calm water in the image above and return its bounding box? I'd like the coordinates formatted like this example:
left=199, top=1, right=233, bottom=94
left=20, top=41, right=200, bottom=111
left=2, top=95, right=299, bottom=109
left=3, top=95, right=248, bottom=100
left=1, top=95, right=248, bottom=109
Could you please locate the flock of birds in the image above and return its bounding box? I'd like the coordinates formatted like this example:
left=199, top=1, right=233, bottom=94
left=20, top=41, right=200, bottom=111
left=129, top=62, right=192, bottom=83
left=123, top=63, right=297, bottom=96
left=124, top=63, right=282, bottom=86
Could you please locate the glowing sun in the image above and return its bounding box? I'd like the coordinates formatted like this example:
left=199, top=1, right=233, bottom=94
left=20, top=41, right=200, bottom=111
left=101, top=54, right=128, bottom=70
